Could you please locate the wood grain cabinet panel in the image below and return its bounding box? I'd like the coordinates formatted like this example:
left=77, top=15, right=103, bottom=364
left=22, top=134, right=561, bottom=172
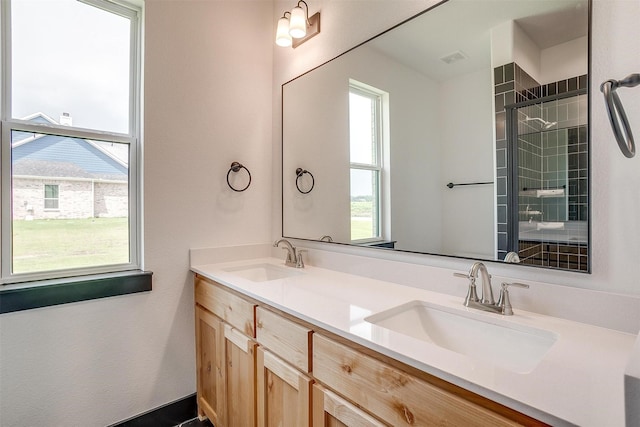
left=223, top=324, right=257, bottom=427
left=256, top=306, right=313, bottom=372
left=313, top=334, right=523, bottom=427
left=195, top=306, right=226, bottom=425
left=313, top=384, right=386, bottom=427
left=256, top=347, right=312, bottom=427
left=195, top=277, right=258, bottom=427
left=195, top=275, right=256, bottom=337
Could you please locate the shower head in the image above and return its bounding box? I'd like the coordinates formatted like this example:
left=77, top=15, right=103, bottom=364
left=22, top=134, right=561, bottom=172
left=525, top=115, right=557, bottom=130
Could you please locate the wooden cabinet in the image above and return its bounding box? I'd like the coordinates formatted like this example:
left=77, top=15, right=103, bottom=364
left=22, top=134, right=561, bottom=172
left=195, top=274, right=544, bottom=427
left=195, top=275, right=256, bottom=337
left=255, top=306, right=314, bottom=426
left=313, top=334, right=526, bottom=427
left=224, top=323, right=257, bottom=427
left=312, top=384, right=385, bottom=427
left=195, top=305, right=225, bottom=425
left=195, top=275, right=257, bottom=427
left=256, top=347, right=312, bottom=427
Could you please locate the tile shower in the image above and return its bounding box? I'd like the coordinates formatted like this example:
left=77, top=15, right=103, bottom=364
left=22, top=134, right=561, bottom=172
left=494, top=63, right=589, bottom=272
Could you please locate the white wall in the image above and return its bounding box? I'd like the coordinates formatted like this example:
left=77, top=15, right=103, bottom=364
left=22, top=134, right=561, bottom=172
left=1, top=0, right=638, bottom=425
left=491, top=24, right=588, bottom=86
left=541, top=36, right=589, bottom=84
left=282, top=44, right=442, bottom=251
left=273, top=0, right=640, bottom=297
left=282, top=53, right=352, bottom=242
left=0, top=1, right=274, bottom=426
left=439, top=67, right=495, bottom=258
left=490, top=19, right=542, bottom=81
left=513, top=20, right=542, bottom=83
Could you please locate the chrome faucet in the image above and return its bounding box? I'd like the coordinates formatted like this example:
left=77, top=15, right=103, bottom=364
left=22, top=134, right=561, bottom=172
left=504, top=251, right=521, bottom=263
left=454, top=262, right=529, bottom=315
left=470, top=261, right=494, bottom=304
left=273, top=239, right=306, bottom=268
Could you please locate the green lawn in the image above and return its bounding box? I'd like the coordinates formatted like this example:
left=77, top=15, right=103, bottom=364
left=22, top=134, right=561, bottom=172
left=351, top=217, right=374, bottom=240
left=351, top=200, right=375, bottom=240
left=351, top=200, right=374, bottom=217
left=12, top=218, right=129, bottom=274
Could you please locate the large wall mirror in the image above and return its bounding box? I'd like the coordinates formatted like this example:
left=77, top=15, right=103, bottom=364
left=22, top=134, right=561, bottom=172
left=282, top=0, right=590, bottom=272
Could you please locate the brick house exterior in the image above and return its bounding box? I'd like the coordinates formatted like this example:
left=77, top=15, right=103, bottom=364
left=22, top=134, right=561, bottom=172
left=12, top=113, right=128, bottom=220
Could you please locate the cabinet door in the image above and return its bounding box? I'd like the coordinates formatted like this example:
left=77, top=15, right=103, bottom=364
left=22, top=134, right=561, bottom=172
left=224, top=323, right=257, bottom=427
left=312, top=384, right=386, bottom=427
left=195, top=306, right=225, bottom=425
left=313, top=334, right=525, bottom=426
left=256, top=347, right=312, bottom=427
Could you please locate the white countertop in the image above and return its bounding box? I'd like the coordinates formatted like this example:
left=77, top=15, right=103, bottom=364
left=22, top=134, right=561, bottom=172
left=192, top=257, right=636, bottom=427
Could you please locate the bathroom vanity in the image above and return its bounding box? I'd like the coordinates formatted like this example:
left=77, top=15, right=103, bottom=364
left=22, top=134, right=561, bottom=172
left=191, top=255, right=636, bottom=426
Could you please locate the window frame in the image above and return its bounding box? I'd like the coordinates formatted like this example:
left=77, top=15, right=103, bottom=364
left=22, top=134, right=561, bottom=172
left=43, top=183, right=60, bottom=210
left=0, top=0, right=143, bottom=285
left=349, top=83, right=384, bottom=243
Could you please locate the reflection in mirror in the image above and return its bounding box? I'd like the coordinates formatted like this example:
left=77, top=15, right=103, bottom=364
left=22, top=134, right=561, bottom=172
left=507, top=90, right=588, bottom=271
left=282, top=0, right=590, bottom=272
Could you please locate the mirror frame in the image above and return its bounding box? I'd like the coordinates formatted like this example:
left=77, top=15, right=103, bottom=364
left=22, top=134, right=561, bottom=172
left=281, top=0, right=592, bottom=273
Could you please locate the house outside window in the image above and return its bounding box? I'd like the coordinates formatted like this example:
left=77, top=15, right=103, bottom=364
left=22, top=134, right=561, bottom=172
left=1, top=0, right=142, bottom=283
left=44, top=184, right=59, bottom=210
left=349, top=83, right=384, bottom=242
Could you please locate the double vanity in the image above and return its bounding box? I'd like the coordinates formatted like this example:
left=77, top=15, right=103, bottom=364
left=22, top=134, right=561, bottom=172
left=191, top=245, right=637, bottom=426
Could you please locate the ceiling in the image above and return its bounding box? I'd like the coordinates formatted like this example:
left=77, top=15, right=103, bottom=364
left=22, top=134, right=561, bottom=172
left=368, top=0, right=588, bottom=82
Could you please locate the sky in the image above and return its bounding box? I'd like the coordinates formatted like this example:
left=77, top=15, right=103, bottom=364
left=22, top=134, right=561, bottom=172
left=350, top=91, right=378, bottom=198
left=11, top=0, right=131, bottom=134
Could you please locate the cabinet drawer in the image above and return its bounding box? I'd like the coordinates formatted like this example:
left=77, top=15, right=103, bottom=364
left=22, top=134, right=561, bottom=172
left=195, top=275, right=256, bottom=337
left=256, top=307, right=312, bottom=372
left=313, top=384, right=386, bottom=427
left=313, top=334, right=523, bottom=427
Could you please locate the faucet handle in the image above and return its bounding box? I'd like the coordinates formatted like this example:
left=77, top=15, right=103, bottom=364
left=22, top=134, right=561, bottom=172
left=453, top=272, right=470, bottom=279
left=498, top=282, right=529, bottom=315
left=295, top=249, right=307, bottom=268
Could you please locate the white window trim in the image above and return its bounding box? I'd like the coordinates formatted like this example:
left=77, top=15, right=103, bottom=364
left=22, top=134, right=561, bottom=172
left=0, top=0, right=143, bottom=284
left=349, top=82, right=385, bottom=243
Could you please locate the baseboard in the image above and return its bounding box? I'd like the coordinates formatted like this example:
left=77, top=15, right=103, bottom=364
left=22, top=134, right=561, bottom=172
left=109, top=393, right=197, bottom=427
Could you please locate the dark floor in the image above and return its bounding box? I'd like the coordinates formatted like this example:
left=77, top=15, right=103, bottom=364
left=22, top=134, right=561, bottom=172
left=176, top=418, right=213, bottom=427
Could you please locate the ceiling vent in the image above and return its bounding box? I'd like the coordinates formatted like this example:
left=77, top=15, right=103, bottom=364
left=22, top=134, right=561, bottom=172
left=439, top=50, right=468, bottom=65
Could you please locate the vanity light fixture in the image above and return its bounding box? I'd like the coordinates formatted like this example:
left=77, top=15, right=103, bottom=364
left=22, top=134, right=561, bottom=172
left=275, top=0, right=320, bottom=48
left=276, top=12, right=293, bottom=47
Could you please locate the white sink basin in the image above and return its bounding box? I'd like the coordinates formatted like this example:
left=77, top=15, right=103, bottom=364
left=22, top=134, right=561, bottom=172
left=223, top=263, right=302, bottom=282
left=365, top=300, right=557, bottom=373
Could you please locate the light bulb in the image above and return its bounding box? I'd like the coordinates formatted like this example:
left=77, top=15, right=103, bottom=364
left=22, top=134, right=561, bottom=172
left=275, top=16, right=292, bottom=47
left=289, top=6, right=307, bottom=38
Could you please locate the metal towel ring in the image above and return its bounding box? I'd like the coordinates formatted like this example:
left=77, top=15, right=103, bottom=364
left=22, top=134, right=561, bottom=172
left=226, top=162, right=251, bottom=192
left=600, top=73, right=640, bottom=158
left=295, top=168, right=314, bottom=194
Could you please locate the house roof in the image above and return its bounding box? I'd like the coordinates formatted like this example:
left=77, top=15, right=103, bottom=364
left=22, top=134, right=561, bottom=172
left=13, top=158, right=95, bottom=179
left=12, top=113, right=128, bottom=181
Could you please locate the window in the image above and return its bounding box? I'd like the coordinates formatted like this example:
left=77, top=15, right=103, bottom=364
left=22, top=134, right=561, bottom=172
left=44, top=184, right=59, bottom=210
left=1, top=0, right=142, bottom=284
left=349, top=83, right=384, bottom=241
